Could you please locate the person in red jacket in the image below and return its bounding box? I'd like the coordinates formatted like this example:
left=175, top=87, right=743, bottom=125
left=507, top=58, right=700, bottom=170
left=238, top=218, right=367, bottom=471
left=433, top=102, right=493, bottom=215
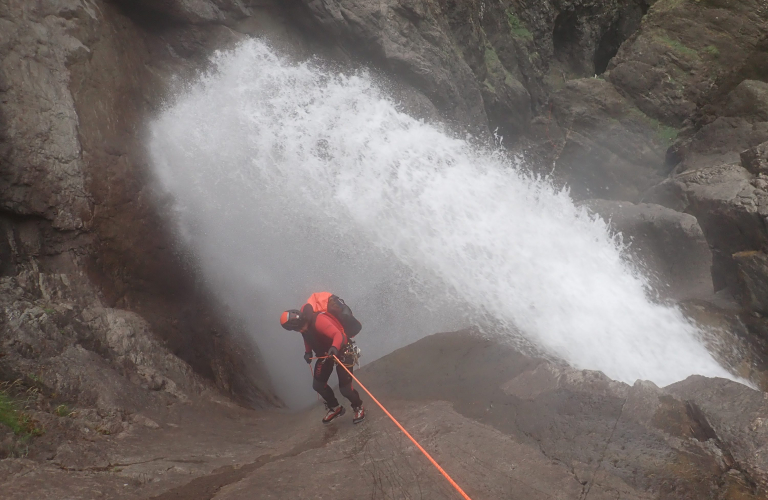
left=280, top=305, right=365, bottom=424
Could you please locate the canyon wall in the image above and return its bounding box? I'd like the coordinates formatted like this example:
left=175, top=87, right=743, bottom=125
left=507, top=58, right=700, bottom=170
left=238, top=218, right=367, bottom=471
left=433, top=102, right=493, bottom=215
left=0, top=1, right=301, bottom=455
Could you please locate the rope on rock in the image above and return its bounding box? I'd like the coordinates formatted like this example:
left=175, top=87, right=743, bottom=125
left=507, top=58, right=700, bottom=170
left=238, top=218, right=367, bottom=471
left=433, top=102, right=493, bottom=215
left=329, top=354, right=474, bottom=500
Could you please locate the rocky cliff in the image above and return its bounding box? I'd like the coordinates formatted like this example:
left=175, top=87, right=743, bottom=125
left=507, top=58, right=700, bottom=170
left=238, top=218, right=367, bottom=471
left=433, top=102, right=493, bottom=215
left=0, top=0, right=301, bottom=459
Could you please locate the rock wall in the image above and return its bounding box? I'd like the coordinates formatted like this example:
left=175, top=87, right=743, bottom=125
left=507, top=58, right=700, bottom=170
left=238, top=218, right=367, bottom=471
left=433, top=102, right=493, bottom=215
left=0, top=0, right=306, bottom=429
left=290, top=0, right=655, bottom=141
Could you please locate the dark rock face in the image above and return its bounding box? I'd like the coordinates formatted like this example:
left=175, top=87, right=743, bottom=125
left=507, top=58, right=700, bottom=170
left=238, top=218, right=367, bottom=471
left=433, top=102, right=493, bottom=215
left=295, top=0, right=492, bottom=136
left=111, top=0, right=252, bottom=24
left=0, top=261, right=210, bottom=460
left=538, top=78, right=667, bottom=201
left=666, top=375, right=768, bottom=493
left=581, top=199, right=714, bottom=301
left=293, top=0, right=656, bottom=141
left=0, top=0, right=288, bottom=418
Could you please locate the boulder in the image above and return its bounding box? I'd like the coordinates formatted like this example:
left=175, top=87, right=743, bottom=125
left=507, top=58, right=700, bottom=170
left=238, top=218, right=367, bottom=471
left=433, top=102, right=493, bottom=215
left=668, top=82, right=768, bottom=173
left=666, top=375, right=768, bottom=491
left=608, top=0, right=768, bottom=127
left=724, top=80, right=768, bottom=122
left=581, top=199, right=714, bottom=301
left=644, top=163, right=768, bottom=291
left=675, top=117, right=768, bottom=173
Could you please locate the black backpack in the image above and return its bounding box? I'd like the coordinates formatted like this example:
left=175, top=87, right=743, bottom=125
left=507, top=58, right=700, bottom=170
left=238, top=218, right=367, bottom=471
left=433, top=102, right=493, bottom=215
left=326, top=295, right=362, bottom=338
left=301, top=292, right=362, bottom=338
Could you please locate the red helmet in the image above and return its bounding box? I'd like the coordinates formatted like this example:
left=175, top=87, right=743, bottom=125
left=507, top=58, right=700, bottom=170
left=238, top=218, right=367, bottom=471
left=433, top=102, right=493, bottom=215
left=280, top=309, right=303, bottom=331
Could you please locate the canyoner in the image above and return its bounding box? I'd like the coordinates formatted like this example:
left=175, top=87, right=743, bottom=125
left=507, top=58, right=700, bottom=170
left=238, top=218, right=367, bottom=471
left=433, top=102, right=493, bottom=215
left=280, top=292, right=365, bottom=424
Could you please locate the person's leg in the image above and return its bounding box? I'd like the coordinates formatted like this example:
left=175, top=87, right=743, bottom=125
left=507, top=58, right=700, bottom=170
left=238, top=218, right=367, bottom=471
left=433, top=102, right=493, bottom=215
left=312, top=359, right=339, bottom=408
left=336, top=362, right=363, bottom=408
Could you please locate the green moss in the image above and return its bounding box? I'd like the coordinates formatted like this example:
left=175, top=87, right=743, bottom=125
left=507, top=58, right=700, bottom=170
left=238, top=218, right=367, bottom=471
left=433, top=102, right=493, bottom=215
left=506, top=10, right=533, bottom=40
left=0, top=392, right=18, bottom=431
left=484, top=46, right=501, bottom=68
left=652, top=0, right=684, bottom=13
left=659, top=35, right=699, bottom=59
left=627, top=108, right=680, bottom=146
left=656, top=124, right=679, bottom=145
left=704, top=45, right=720, bottom=58
left=0, top=390, right=43, bottom=437
left=653, top=0, right=710, bottom=14
left=484, top=45, right=522, bottom=94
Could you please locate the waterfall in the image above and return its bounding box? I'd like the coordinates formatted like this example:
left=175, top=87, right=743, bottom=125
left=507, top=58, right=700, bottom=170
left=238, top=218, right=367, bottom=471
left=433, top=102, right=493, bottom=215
left=148, top=40, right=735, bottom=406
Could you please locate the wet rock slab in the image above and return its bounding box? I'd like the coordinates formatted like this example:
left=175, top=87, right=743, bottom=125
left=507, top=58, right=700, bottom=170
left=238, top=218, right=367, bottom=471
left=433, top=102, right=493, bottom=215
left=213, top=400, right=584, bottom=500
left=2, top=330, right=767, bottom=499
left=359, top=331, right=768, bottom=499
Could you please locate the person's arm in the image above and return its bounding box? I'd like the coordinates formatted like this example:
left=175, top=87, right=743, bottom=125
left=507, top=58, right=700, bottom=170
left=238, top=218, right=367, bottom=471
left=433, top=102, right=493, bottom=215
left=315, top=314, right=344, bottom=351
left=304, top=339, right=312, bottom=354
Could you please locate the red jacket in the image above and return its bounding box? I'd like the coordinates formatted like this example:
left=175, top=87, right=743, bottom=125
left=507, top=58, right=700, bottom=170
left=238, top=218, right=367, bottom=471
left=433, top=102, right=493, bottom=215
left=302, top=312, right=347, bottom=355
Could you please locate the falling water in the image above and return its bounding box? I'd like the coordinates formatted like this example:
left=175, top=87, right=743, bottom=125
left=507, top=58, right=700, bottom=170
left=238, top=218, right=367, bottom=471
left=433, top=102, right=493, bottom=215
left=148, top=40, right=735, bottom=406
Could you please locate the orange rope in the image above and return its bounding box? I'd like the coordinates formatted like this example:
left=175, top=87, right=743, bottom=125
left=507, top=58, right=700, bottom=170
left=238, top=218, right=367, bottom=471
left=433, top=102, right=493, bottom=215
left=331, top=354, right=473, bottom=500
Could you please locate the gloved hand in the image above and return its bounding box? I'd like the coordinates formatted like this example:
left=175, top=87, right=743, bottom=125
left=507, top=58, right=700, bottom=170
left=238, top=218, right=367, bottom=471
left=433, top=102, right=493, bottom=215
left=327, top=346, right=339, bottom=360
left=304, top=351, right=312, bottom=364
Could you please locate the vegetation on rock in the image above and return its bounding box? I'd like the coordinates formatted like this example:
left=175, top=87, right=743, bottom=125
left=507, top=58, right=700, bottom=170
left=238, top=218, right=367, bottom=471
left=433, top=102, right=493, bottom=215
left=0, top=385, right=43, bottom=438
left=506, top=10, right=532, bottom=40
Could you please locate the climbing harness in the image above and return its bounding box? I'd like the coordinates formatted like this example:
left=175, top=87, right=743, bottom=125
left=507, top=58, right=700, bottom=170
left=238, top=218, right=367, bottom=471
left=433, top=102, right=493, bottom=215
left=328, top=354, right=474, bottom=500
left=309, top=340, right=361, bottom=368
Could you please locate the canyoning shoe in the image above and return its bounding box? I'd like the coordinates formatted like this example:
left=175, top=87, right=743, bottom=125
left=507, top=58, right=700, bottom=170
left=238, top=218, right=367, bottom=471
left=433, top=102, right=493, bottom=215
left=352, top=406, right=365, bottom=424
left=322, top=404, right=345, bottom=423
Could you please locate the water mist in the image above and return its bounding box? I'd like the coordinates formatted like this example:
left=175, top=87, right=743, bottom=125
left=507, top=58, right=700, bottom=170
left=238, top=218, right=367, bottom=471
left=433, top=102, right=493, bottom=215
left=149, top=40, right=736, bottom=407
